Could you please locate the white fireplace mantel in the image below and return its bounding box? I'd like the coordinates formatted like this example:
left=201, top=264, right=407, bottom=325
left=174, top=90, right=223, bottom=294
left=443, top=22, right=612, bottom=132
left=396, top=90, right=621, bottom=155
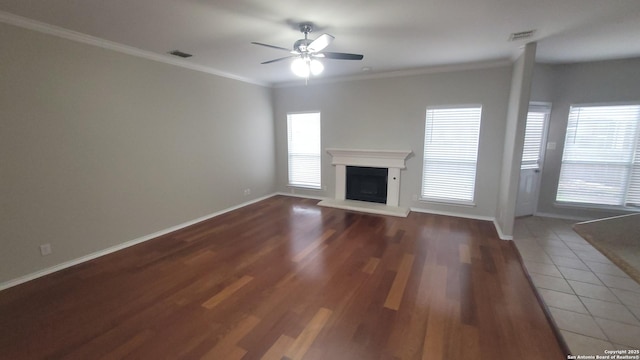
left=319, top=148, right=412, bottom=217
left=326, top=148, right=412, bottom=169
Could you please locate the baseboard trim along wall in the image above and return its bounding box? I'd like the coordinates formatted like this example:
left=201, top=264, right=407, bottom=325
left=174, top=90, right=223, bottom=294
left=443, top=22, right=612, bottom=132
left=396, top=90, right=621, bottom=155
left=410, top=207, right=494, bottom=222
left=276, top=191, right=327, bottom=201
left=410, top=207, right=512, bottom=240
left=0, top=193, right=278, bottom=291
left=492, top=220, right=514, bottom=241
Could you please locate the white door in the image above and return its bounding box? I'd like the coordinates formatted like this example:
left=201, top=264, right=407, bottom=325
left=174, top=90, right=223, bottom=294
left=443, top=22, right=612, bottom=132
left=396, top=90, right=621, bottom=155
left=516, top=168, right=540, bottom=217
left=516, top=104, right=550, bottom=217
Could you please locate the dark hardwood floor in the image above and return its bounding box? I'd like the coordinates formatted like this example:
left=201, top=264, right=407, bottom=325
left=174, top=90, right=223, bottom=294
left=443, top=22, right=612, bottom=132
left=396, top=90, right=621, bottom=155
left=0, top=196, right=565, bottom=359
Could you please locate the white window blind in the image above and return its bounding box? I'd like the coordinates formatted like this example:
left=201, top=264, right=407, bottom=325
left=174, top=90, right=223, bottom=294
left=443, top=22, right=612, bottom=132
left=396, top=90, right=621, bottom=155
left=629, top=137, right=640, bottom=206
left=422, top=106, right=482, bottom=203
left=521, top=105, right=549, bottom=170
left=287, top=112, right=321, bottom=189
left=556, top=104, right=640, bottom=207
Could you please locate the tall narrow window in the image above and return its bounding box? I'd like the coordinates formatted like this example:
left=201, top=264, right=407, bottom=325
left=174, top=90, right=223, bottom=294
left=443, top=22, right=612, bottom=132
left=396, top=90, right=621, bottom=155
left=556, top=104, right=640, bottom=207
left=287, top=112, right=321, bottom=189
left=521, top=104, right=550, bottom=170
left=422, top=106, right=482, bottom=203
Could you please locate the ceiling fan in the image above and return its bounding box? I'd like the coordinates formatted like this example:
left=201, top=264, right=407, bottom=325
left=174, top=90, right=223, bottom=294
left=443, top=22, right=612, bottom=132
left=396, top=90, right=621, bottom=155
left=251, top=23, right=364, bottom=78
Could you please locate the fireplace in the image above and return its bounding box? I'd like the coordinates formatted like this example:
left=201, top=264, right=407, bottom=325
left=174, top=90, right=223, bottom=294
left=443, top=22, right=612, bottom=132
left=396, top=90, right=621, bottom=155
left=346, top=166, right=388, bottom=204
left=318, top=148, right=412, bottom=217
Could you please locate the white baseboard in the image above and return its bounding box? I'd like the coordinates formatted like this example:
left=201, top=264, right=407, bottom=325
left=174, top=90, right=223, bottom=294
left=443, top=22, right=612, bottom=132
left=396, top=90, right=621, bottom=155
left=0, top=193, right=277, bottom=291
left=276, top=191, right=327, bottom=201
left=410, top=207, right=513, bottom=240
left=409, top=207, right=494, bottom=222
left=492, top=220, right=514, bottom=240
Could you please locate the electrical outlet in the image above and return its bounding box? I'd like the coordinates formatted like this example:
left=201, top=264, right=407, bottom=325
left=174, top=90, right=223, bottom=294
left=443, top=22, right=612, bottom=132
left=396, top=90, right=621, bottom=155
left=243, top=188, right=251, bottom=196
left=40, top=243, right=52, bottom=256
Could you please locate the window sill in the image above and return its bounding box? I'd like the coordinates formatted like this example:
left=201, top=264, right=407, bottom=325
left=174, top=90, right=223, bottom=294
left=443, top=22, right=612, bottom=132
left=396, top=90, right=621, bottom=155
left=554, top=202, right=640, bottom=213
left=418, top=197, right=476, bottom=208
left=288, top=184, right=323, bottom=191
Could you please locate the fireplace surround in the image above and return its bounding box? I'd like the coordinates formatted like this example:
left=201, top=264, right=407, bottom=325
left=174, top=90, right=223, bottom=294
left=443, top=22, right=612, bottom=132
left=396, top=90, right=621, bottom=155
left=318, top=148, right=412, bottom=217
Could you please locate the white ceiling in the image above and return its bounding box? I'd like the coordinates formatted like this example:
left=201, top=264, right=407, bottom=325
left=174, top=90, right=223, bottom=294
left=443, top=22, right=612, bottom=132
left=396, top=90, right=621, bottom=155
left=1, top=0, right=639, bottom=86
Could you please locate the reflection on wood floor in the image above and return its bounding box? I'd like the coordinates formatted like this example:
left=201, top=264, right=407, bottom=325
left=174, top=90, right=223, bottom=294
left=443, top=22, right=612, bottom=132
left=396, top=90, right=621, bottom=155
left=0, top=196, right=565, bottom=359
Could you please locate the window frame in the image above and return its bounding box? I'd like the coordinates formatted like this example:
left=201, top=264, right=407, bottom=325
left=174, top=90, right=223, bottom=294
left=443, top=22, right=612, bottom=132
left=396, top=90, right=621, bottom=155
left=554, top=102, right=640, bottom=210
left=420, top=104, right=483, bottom=206
left=286, top=111, right=322, bottom=190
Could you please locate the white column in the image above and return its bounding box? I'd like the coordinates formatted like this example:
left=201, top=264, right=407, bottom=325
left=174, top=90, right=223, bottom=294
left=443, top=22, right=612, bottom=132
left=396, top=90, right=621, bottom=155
left=386, top=167, right=401, bottom=206
left=335, top=164, right=346, bottom=200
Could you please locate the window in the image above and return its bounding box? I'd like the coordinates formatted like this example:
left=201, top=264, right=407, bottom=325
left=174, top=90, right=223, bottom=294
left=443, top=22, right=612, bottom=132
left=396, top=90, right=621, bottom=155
left=421, top=106, right=482, bottom=203
left=521, top=104, right=550, bottom=170
left=287, top=112, right=321, bottom=189
left=556, top=104, right=640, bottom=207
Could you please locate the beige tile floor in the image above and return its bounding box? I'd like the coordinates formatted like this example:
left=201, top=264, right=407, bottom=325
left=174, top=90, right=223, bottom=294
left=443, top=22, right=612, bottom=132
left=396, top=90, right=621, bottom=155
left=514, top=216, right=640, bottom=355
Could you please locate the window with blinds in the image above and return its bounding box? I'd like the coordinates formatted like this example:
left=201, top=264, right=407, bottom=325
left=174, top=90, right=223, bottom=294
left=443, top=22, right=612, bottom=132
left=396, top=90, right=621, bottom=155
left=521, top=104, right=550, bottom=170
left=556, top=104, right=640, bottom=207
left=287, top=112, right=321, bottom=189
left=421, top=106, right=482, bottom=203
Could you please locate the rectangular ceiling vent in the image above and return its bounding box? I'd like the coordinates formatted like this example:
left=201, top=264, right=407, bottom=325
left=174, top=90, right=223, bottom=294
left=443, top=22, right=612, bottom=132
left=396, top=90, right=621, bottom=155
left=168, top=50, right=193, bottom=58
left=509, top=30, right=536, bottom=41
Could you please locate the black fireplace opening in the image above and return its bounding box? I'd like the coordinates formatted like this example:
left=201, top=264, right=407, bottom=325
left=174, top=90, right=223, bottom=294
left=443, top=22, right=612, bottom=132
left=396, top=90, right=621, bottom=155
left=346, top=166, right=388, bottom=204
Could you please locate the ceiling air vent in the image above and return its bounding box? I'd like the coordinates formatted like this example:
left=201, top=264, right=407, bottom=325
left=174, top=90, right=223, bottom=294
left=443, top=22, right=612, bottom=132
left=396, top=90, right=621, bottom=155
left=509, top=30, right=536, bottom=41
left=168, top=50, right=193, bottom=58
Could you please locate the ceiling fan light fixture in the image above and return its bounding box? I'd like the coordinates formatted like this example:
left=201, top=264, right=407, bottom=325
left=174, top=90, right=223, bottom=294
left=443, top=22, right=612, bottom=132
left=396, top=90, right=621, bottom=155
left=291, top=58, right=310, bottom=77
left=253, top=22, right=362, bottom=78
left=291, top=58, right=324, bottom=78
left=310, top=59, right=324, bottom=75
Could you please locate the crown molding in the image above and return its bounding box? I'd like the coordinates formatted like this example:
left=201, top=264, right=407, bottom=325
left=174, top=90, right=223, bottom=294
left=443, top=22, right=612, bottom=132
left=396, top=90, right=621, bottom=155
left=275, top=58, right=513, bottom=88
left=0, top=10, right=269, bottom=87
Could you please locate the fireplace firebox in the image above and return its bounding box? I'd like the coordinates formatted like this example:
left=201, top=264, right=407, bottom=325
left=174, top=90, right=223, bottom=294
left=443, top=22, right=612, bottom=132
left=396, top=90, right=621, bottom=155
left=346, top=166, right=388, bottom=204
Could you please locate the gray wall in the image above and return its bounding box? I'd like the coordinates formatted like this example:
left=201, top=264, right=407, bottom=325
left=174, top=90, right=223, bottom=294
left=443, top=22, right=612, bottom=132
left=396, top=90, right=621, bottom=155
left=533, top=58, right=640, bottom=219
left=273, top=65, right=513, bottom=220
left=530, top=63, right=555, bottom=103
left=0, top=23, right=275, bottom=284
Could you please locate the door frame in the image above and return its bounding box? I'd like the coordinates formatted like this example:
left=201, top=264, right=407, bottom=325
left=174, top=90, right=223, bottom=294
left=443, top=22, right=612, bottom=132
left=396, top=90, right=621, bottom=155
left=518, top=102, right=552, bottom=216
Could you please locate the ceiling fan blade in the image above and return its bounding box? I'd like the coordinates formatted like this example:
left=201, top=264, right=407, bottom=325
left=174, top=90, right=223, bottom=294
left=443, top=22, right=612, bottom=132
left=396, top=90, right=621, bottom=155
left=261, top=56, right=295, bottom=64
left=251, top=42, right=291, bottom=52
left=308, top=34, right=334, bottom=53
left=320, top=52, right=364, bottom=60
